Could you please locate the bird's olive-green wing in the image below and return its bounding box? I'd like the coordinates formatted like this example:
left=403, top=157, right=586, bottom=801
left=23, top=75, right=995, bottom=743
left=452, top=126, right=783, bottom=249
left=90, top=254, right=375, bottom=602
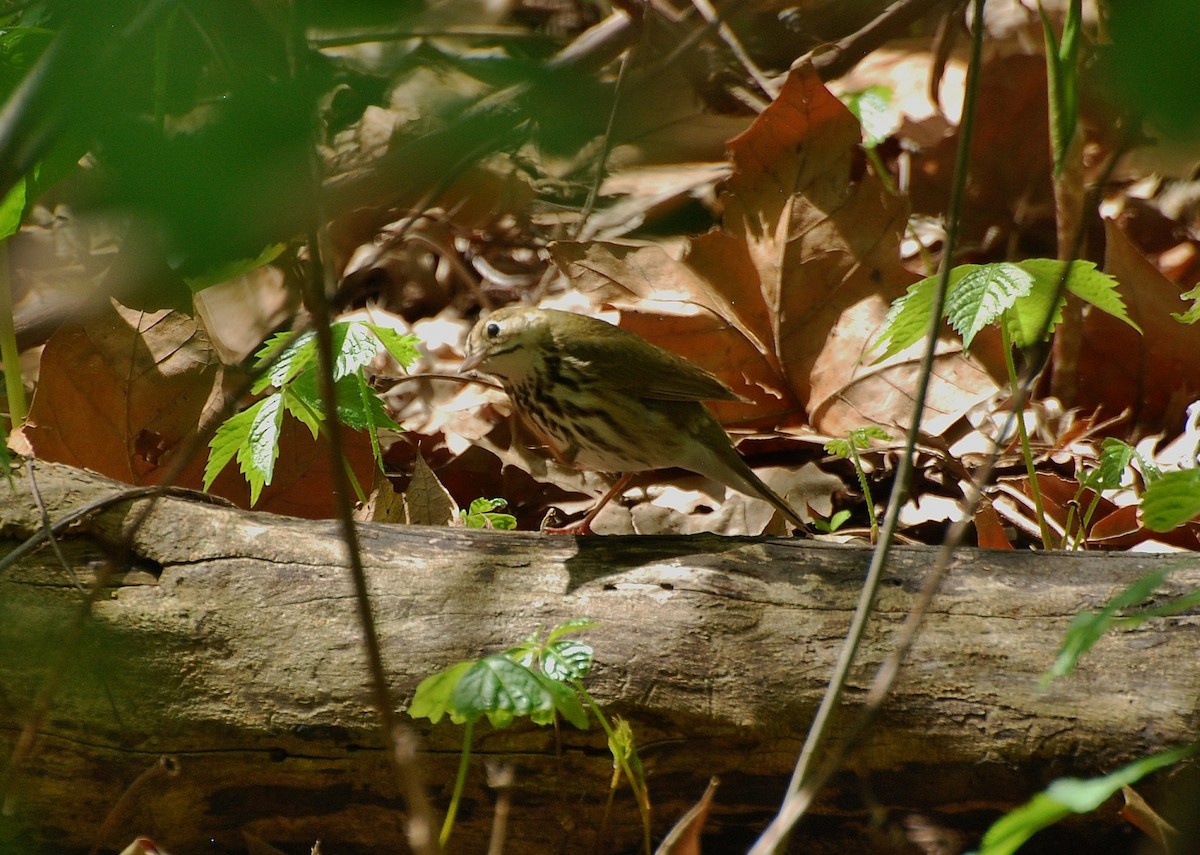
left=559, top=319, right=745, bottom=403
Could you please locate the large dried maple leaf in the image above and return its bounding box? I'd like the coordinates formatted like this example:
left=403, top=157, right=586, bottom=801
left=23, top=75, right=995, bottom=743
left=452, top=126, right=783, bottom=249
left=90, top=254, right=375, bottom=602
left=554, top=62, right=998, bottom=435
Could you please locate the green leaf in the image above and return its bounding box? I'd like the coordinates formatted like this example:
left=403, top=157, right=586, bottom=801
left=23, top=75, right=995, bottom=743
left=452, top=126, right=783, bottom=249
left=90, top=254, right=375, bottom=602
left=332, top=321, right=379, bottom=380
left=1019, top=259, right=1141, bottom=333
left=238, top=393, right=284, bottom=505
left=203, top=394, right=284, bottom=504
left=946, top=262, right=1035, bottom=349
left=814, top=509, right=852, bottom=533
left=1039, top=0, right=1081, bottom=175
left=1141, top=468, right=1200, bottom=531
left=451, top=655, right=555, bottom=727
left=408, top=660, right=476, bottom=725
left=460, top=497, right=517, bottom=530
left=824, top=426, right=891, bottom=458
left=366, top=324, right=422, bottom=369
left=542, top=638, right=594, bottom=682
left=253, top=330, right=316, bottom=393
left=1081, top=438, right=1138, bottom=491
left=545, top=618, right=599, bottom=646
left=841, top=85, right=897, bottom=149
left=1042, top=570, right=1168, bottom=685
left=183, top=242, right=285, bottom=293
left=972, top=742, right=1199, bottom=855
left=281, top=386, right=322, bottom=438
left=536, top=672, right=588, bottom=729
left=1172, top=283, right=1200, bottom=324
left=0, top=176, right=25, bottom=239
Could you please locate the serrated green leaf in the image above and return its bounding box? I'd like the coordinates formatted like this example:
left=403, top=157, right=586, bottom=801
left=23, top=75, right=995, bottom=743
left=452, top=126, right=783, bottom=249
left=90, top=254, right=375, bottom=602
left=254, top=330, right=316, bottom=393
left=972, top=742, right=1198, bottom=855
left=1172, top=283, right=1200, bottom=324
left=872, top=276, right=939, bottom=362
left=1141, top=468, right=1200, bottom=531
left=542, top=638, right=594, bottom=682
left=238, top=392, right=284, bottom=505
left=204, top=396, right=270, bottom=492
left=407, top=660, right=476, bottom=724
left=281, top=386, right=322, bottom=438
left=873, top=267, right=975, bottom=362
left=1084, top=438, right=1137, bottom=491
left=451, top=655, right=554, bottom=726
left=367, top=324, right=422, bottom=369
left=946, top=263, right=1035, bottom=349
left=1019, top=259, right=1141, bottom=333
left=332, top=321, right=379, bottom=380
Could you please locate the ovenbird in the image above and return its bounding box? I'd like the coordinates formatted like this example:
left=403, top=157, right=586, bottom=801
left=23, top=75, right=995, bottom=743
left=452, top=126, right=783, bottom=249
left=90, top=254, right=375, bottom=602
left=461, top=306, right=809, bottom=534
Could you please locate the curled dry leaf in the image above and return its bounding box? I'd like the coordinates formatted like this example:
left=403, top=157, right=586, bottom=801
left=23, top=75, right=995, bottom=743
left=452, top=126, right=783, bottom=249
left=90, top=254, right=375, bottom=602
left=554, top=61, right=999, bottom=437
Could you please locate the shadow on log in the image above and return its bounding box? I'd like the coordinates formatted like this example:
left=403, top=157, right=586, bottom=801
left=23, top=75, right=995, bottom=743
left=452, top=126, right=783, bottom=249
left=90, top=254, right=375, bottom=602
left=1, top=461, right=1197, bottom=853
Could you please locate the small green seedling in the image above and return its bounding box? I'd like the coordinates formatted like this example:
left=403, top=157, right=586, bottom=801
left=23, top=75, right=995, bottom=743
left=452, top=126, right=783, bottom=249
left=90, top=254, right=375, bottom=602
left=459, top=497, right=517, bottom=529
left=408, top=619, right=652, bottom=852
left=824, top=426, right=891, bottom=541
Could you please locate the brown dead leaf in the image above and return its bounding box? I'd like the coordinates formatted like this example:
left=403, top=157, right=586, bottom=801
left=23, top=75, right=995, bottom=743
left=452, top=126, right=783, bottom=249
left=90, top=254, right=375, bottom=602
left=24, top=299, right=227, bottom=486
left=1078, top=218, right=1200, bottom=434
left=403, top=452, right=457, bottom=526
left=356, top=467, right=407, bottom=523
left=974, top=500, right=1013, bottom=549
left=1119, top=784, right=1177, bottom=848
left=555, top=62, right=999, bottom=436
left=653, top=777, right=719, bottom=855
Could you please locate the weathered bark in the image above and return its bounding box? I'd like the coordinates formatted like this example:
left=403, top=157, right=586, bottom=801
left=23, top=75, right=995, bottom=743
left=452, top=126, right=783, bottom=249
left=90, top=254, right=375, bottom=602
left=0, top=461, right=1197, bottom=855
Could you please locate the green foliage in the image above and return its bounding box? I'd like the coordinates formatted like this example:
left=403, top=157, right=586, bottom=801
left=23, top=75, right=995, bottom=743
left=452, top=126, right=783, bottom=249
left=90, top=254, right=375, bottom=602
left=204, top=321, right=418, bottom=504
left=407, top=620, right=653, bottom=849
left=1172, top=283, right=1200, bottom=324
left=970, top=741, right=1200, bottom=855
left=841, top=86, right=896, bottom=149
left=1062, top=438, right=1157, bottom=548
left=824, top=427, right=890, bottom=539
left=1039, top=0, right=1081, bottom=176
left=183, top=243, right=286, bottom=293
left=409, top=619, right=598, bottom=730
left=1142, top=468, right=1200, bottom=532
left=874, top=260, right=1139, bottom=360
left=812, top=510, right=852, bottom=533
left=459, top=497, right=517, bottom=529
left=1042, top=569, right=1168, bottom=685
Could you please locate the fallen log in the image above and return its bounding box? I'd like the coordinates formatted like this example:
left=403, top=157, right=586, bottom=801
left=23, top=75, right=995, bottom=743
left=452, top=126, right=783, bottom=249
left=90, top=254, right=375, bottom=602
left=1, top=460, right=1196, bottom=854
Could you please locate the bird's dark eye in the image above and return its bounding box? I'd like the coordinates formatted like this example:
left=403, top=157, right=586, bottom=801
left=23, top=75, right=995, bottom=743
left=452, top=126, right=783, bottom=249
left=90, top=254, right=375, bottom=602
left=486, top=322, right=501, bottom=338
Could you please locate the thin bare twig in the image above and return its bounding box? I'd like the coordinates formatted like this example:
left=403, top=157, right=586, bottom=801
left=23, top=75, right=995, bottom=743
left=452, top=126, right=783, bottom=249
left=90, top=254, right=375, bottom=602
left=749, top=1, right=989, bottom=849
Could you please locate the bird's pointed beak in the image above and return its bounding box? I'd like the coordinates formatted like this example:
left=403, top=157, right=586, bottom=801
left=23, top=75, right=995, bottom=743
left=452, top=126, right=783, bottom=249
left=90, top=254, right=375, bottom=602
left=459, top=348, right=485, bottom=374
